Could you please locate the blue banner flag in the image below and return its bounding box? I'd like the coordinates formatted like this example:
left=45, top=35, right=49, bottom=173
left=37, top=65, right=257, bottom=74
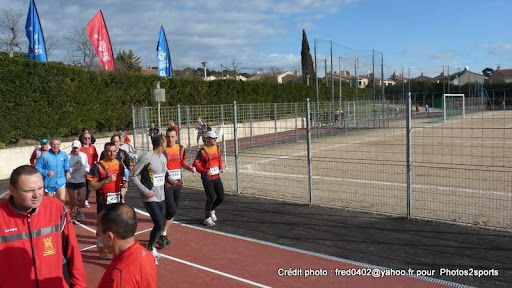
left=157, top=26, right=172, bottom=77
left=25, top=0, right=47, bottom=62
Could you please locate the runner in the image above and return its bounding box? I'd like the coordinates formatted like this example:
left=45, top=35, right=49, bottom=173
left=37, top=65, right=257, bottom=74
left=35, top=138, right=71, bottom=203
left=159, top=128, right=195, bottom=247
left=131, top=134, right=169, bottom=264
left=29, top=138, right=49, bottom=167
left=87, top=141, right=126, bottom=259
left=79, top=131, right=98, bottom=208
left=67, top=140, right=89, bottom=222
left=101, top=134, right=132, bottom=202
left=193, top=130, right=224, bottom=226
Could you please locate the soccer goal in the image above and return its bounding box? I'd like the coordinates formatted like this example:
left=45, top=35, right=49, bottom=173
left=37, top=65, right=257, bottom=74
left=443, top=94, right=465, bottom=123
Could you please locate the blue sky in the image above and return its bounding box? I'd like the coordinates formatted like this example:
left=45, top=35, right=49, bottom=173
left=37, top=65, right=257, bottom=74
left=1, top=0, right=511, bottom=78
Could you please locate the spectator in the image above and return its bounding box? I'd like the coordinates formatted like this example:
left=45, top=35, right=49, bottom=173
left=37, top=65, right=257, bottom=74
left=96, top=203, right=157, bottom=288
left=0, top=165, right=86, bottom=287
left=148, top=123, right=159, bottom=139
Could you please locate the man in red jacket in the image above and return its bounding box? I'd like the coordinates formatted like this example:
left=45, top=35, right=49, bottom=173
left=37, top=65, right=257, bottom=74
left=97, top=203, right=157, bottom=288
left=0, top=165, right=86, bottom=288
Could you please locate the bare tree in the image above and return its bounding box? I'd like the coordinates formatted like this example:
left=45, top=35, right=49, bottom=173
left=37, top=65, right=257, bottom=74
left=65, top=27, right=96, bottom=68
left=267, top=65, right=283, bottom=76
left=0, top=8, right=23, bottom=57
left=231, top=59, right=242, bottom=77
left=44, top=34, right=60, bottom=60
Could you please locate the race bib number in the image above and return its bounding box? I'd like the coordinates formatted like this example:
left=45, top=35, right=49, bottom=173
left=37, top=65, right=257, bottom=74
left=168, top=169, right=181, bottom=181
left=153, top=173, right=165, bottom=187
left=106, top=192, right=121, bottom=204
left=210, top=166, right=220, bottom=175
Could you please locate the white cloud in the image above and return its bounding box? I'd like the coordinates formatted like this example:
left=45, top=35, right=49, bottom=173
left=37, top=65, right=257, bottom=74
left=0, top=0, right=356, bottom=70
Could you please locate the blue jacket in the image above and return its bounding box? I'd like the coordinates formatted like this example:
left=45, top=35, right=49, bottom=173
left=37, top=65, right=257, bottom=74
left=36, top=150, right=70, bottom=191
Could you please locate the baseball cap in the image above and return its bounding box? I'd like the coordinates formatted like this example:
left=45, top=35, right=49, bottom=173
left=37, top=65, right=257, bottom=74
left=71, top=140, right=81, bottom=148
left=205, top=131, right=218, bottom=139
left=41, top=138, right=49, bottom=145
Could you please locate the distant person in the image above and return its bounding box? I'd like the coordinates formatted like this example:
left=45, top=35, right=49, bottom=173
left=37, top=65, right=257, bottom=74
left=118, top=128, right=132, bottom=144
left=96, top=203, right=157, bottom=288
left=67, top=140, right=90, bottom=222
left=148, top=123, right=159, bottom=139
left=0, top=165, right=86, bottom=288
left=82, top=128, right=96, bottom=144
left=334, top=109, right=340, bottom=125
left=425, top=103, right=429, bottom=114
left=394, top=106, right=400, bottom=118
left=29, top=138, right=49, bottom=167
left=79, top=131, right=98, bottom=208
left=415, top=103, right=420, bottom=113
left=35, top=138, right=71, bottom=203
left=201, top=122, right=212, bottom=145
left=196, top=117, right=204, bottom=145
left=193, top=131, right=224, bottom=227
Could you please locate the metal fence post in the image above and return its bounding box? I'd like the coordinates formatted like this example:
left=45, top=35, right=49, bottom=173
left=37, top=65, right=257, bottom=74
left=233, top=101, right=240, bottom=195
left=131, top=105, right=137, bottom=150
left=274, top=103, right=278, bottom=146
left=294, top=103, right=298, bottom=142
left=306, top=98, right=313, bottom=206
left=177, top=105, right=182, bottom=144
left=249, top=103, right=253, bottom=148
left=406, top=92, right=413, bottom=219
left=221, top=105, right=227, bottom=167
left=186, top=106, right=191, bottom=149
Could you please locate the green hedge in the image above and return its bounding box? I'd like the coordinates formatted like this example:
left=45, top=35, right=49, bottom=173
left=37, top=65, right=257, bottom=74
left=0, top=54, right=373, bottom=144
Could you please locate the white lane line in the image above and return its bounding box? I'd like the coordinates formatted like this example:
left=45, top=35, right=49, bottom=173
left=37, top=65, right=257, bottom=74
left=77, top=210, right=272, bottom=287
left=238, top=169, right=512, bottom=197
left=172, top=218, right=474, bottom=288
left=79, top=227, right=153, bottom=252
left=506, top=123, right=512, bottom=129
left=159, top=254, right=272, bottom=288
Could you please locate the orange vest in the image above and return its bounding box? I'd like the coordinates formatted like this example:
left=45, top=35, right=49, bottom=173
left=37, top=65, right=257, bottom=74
left=165, top=145, right=184, bottom=170
left=201, top=145, right=220, bottom=169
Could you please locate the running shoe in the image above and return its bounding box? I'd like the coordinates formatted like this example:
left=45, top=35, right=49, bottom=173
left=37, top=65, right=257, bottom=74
left=210, top=210, right=217, bottom=222
left=77, top=209, right=85, bottom=221
left=151, top=247, right=160, bottom=265
left=157, top=235, right=168, bottom=248
left=71, top=212, right=77, bottom=223
left=204, top=217, right=216, bottom=227
left=84, top=200, right=90, bottom=208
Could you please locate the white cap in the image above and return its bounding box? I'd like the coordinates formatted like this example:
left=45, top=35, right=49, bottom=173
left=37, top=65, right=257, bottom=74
left=72, top=140, right=81, bottom=148
left=205, top=131, right=218, bottom=139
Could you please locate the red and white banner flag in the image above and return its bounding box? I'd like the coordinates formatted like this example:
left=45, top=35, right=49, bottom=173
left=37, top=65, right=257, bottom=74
left=86, top=10, right=115, bottom=71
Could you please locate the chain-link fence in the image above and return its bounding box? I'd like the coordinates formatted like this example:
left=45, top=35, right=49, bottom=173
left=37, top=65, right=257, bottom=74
left=131, top=96, right=511, bottom=230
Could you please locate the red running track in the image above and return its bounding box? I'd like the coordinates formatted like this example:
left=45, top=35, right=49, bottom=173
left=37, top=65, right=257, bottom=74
left=74, top=202, right=469, bottom=288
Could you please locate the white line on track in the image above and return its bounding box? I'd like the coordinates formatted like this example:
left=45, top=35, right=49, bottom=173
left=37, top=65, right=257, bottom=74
left=77, top=208, right=272, bottom=288
left=159, top=254, right=272, bottom=288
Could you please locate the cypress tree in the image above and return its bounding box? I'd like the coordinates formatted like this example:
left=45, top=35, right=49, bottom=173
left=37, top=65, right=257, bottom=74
left=301, top=29, right=315, bottom=83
